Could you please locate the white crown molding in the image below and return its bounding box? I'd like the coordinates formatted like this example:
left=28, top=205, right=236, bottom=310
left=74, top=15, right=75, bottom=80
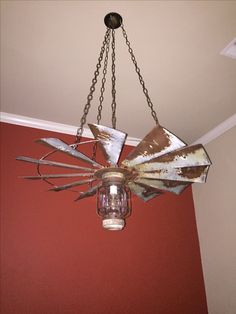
left=1, top=111, right=235, bottom=147
left=192, top=113, right=236, bottom=145
left=0, top=112, right=140, bottom=147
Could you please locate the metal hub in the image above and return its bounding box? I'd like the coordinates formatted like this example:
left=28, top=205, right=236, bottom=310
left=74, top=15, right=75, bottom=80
left=94, top=167, right=131, bottom=180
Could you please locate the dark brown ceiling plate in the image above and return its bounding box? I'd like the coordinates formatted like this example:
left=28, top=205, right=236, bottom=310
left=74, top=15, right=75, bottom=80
left=104, top=12, right=123, bottom=29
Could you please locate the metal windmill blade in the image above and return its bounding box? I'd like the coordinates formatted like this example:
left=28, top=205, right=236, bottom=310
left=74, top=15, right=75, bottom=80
left=75, top=183, right=102, bottom=201
left=127, top=181, right=163, bottom=202
left=16, top=137, right=106, bottom=197
left=36, top=138, right=102, bottom=168
left=137, top=165, right=210, bottom=183
left=49, top=178, right=96, bottom=192
left=133, top=144, right=211, bottom=171
left=88, top=123, right=127, bottom=165
left=21, top=172, right=95, bottom=180
left=132, top=144, right=211, bottom=184
left=16, top=156, right=95, bottom=172
left=121, top=126, right=211, bottom=196
left=122, top=125, right=186, bottom=168
left=133, top=178, right=189, bottom=195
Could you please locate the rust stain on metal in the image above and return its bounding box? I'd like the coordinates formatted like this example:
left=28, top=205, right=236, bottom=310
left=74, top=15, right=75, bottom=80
left=122, top=125, right=186, bottom=167
left=128, top=182, right=162, bottom=201
left=134, top=178, right=189, bottom=195
left=137, top=166, right=208, bottom=183
left=133, top=144, right=211, bottom=172
left=153, top=144, right=206, bottom=163
left=88, top=123, right=127, bottom=165
left=178, top=166, right=209, bottom=179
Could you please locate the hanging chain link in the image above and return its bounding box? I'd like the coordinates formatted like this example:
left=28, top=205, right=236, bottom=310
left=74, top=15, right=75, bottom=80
left=96, top=31, right=111, bottom=125
left=76, top=22, right=158, bottom=146
left=92, top=31, right=111, bottom=161
left=75, top=28, right=111, bottom=143
left=111, top=29, right=117, bottom=129
left=121, top=25, right=159, bottom=125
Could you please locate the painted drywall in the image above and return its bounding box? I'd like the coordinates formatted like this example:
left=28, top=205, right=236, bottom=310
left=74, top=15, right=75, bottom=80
left=193, top=126, right=236, bottom=314
left=1, top=122, right=207, bottom=314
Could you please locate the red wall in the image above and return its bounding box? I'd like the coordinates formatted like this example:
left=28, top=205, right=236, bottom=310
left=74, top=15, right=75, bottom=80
left=0, top=122, right=208, bottom=314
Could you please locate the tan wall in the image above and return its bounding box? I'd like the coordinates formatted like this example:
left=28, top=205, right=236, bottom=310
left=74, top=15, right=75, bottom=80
left=193, top=126, right=236, bottom=314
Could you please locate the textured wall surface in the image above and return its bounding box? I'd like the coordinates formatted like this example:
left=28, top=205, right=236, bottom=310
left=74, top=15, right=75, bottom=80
left=1, top=122, right=207, bottom=314
left=193, top=126, right=236, bottom=314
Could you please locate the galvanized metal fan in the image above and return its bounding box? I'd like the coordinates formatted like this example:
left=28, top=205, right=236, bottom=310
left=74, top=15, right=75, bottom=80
left=16, top=13, right=211, bottom=230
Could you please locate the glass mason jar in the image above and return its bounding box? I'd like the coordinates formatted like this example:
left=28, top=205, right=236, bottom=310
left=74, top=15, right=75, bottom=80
left=97, top=172, right=131, bottom=231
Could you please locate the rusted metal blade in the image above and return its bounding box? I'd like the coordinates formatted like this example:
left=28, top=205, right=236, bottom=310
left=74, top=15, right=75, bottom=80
left=75, top=183, right=101, bottom=201
left=21, top=173, right=94, bottom=180
left=16, top=156, right=95, bottom=172
left=49, top=178, right=96, bottom=192
left=134, top=178, right=189, bottom=195
left=133, top=144, right=211, bottom=171
left=128, top=182, right=162, bottom=202
left=138, top=165, right=210, bottom=183
left=88, top=123, right=127, bottom=165
left=122, top=125, right=186, bottom=168
left=36, top=138, right=102, bottom=168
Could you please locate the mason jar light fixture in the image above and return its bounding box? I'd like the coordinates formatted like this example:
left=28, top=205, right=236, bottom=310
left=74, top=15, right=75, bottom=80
left=97, top=171, right=131, bottom=230
left=16, top=12, right=211, bottom=231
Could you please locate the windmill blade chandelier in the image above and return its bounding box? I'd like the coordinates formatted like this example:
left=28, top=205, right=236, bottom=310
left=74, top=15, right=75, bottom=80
left=17, top=13, right=211, bottom=231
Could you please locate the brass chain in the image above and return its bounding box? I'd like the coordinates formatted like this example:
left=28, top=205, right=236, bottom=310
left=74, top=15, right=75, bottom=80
left=121, top=25, right=159, bottom=125
left=111, top=29, right=117, bottom=129
left=76, top=28, right=111, bottom=143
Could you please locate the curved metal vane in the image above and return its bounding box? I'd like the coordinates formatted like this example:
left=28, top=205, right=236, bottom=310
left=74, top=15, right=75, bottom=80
left=49, top=178, right=96, bottom=192
left=133, top=144, right=211, bottom=170
left=88, top=123, right=127, bottom=165
left=75, top=183, right=102, bottom=201
left=16, top=156, right=95, bottom=171
left=133, top=178, right=189, bottom=195
left=120, top=126, right=211, bottom=196
left=128, top=181, right=162, bottom=202
left=36, top=138, right=102, bottom=168
left=21, top=173, right=94, bottom=180
left=122, top=125, right=186, bottom=168
left=137, top=165, right=210, bottom=183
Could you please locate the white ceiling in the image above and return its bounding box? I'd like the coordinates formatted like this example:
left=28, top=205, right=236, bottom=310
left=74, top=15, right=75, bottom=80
left=1, top=0, right=236, bottom=143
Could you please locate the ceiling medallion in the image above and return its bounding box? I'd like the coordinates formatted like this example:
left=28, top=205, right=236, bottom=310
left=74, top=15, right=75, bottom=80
left=17, top=13, right=211, bottom=231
